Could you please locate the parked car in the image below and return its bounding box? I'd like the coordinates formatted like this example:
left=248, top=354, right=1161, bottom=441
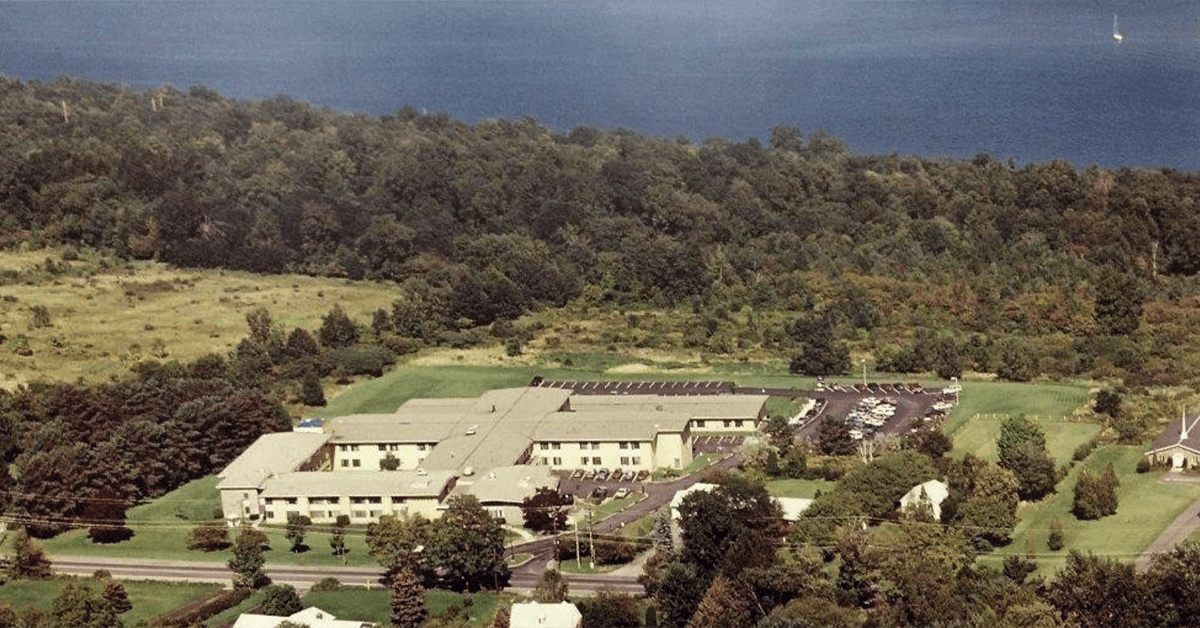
left=611, top=468, right=624, bottom=481
left=596, top=468, right=610, bottom=482
left=635, top=470, right=650, bottom=482
left=583, top=469, right=596, bottom=480
left=571, top=469, right=584, bottom=479
left=613, top=487, right=631, bottom=499
left=562, top=492, right=575, bottom=504
left=590, top=486, right=609, bottom=501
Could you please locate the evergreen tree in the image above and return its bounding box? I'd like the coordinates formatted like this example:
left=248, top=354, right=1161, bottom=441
left=228, top=522, right=270, bottom=590
left=318, top=305, right=360, bottom=348
left=100, top=580, right=132, bottom=614
left=300, top=369, right=326, bottom=407
left=389, top=566, right=427, bottom=628
left=686, top=574, right=753, bottom=628
left=7, top=528, right=52, bottom=580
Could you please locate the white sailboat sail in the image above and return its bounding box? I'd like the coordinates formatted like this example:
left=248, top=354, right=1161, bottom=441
left=1113, top=14, right=1123, bottom=43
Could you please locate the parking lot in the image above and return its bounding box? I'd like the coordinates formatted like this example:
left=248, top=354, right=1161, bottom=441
left=558, top=467, right=649, bottom=503
left=796, top=382, right=955, bottom=442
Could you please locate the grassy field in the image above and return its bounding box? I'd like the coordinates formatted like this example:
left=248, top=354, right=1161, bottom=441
left=943, top=380, right=1092, bottom=436
left=943, top=380, right=1095, bottom=461
left=980, top=445, right=1200, bottom=577
left=950, top=416, right=1102, bottom=463
left=0, top=577, right=220, bottom=627
left=300, top=588, right=513, bottom=627
left=0, top=249, right=396, bottom=388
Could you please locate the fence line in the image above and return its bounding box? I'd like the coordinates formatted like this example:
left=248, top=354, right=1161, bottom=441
left=970, top=413, right=1091, bottom=423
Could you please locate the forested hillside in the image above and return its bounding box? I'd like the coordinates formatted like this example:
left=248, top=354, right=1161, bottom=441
left=4, top=76, right=1200, bottom=389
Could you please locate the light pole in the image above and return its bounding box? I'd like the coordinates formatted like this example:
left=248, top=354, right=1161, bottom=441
left=861, top=358, right=867, bottom=387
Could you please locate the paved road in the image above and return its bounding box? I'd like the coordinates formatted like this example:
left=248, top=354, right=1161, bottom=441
left=49, top=554, right=641, bottom=595
left=507, top=453, right=744, bottom=590
left=1135, top=470, right=1200, bottom=572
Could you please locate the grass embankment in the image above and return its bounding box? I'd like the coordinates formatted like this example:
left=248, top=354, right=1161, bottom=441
left=0, top=578, right=220, bottom=628
left=0, top=250, right=395, bottom=388
left=980, top=446, right=1200, bottom=577
left=39, top=475, right=383, bottom=568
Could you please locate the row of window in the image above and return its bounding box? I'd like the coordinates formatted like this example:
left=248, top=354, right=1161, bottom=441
left=265, top=508, right=394, bottom=520
left=539, top=455, right=646, bottom=467
left=267, top=496, right=407, bottom=506
left=693, top=419, right=745, bottom=428
left=538, top=441, right=645, bottom=450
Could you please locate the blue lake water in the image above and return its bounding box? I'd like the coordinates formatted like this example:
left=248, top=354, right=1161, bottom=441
left=1, top=1, right=1198, bottom=169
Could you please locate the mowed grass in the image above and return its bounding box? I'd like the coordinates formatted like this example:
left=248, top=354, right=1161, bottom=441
left=945, top=380, right=1094, bottom=461
left=980, top=446, right=1200, bottom=577
left=0, top=577, right=220, bottom=627
left=38, top=475, right=382, bottom=568
left=301, top=588, right=513, bottom=627
left=0, top=250, right=396, bottom=387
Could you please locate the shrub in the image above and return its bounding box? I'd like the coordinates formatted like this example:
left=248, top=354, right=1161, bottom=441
left=187, top=522, right=231, bottom=551
left=310, top=577, right=342, bottom=592
left=1136, top=457, right=1152, bottom=474
left=1048, top=519, right=1064, bottom=551
left=329, top=345, right=395, bottom=377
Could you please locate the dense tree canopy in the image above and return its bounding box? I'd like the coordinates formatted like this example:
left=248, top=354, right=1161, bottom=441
left=5, top=77, right=1200, bottom=387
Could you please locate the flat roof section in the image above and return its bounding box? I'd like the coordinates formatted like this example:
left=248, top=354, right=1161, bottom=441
left=261, top=470, right=456, bottom=498
left=217, top=432, right=332, bottom=490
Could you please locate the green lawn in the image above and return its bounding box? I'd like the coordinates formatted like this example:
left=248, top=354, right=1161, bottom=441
left=40, top=476, right=382, bottom=567
left=980, top=445, right=1200, bottom=577
left=943, top=380, right=1095, bottom=461
left=943, top=380, right=1091, bottom=436
left=766, top=479, right=836, bottom=498
left=204, top=589, right=267, bottom=628
left=950, top=416, right=1101, bottom=463
left=0, top=577, right=220, bottom=628
left=301, top=588, right=513, bottom=627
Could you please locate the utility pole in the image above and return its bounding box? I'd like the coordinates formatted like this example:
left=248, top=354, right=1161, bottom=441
left=588, top=510, right=595, bottom=570
left=574, top=519, right=581, bottom=570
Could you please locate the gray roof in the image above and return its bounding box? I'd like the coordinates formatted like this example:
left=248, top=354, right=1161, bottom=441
left=217, top=432, right=331, bottom=490
left=1150, top=414, right=1200, bottom=454
left=319, top=387, right=766, bottom=472
left=568, top=394, right=769, bottom=420
left=452, top=465, right=560, bottom=505
left=261, top=470, right=455, bottom=498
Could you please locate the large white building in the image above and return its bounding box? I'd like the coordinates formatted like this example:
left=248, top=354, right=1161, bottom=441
left=217, top=386, right=768, bottom=524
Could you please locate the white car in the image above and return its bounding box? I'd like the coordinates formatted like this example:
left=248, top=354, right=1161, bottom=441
left=613, top=488, right=631, bottom=499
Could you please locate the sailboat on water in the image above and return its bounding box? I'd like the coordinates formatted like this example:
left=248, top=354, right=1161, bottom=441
left=1113, top=14, right=1123, bottom=43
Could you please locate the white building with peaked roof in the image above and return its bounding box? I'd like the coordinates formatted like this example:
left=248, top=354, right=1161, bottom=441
left=510, top=601, right=582, bottom=628
left=232, top=606, right=373, bottom=628
left=1146, top=413, right=1200, bottom=469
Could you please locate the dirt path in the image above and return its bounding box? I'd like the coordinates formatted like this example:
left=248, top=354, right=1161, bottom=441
left=1135, top=471, right=1200, bottom=572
